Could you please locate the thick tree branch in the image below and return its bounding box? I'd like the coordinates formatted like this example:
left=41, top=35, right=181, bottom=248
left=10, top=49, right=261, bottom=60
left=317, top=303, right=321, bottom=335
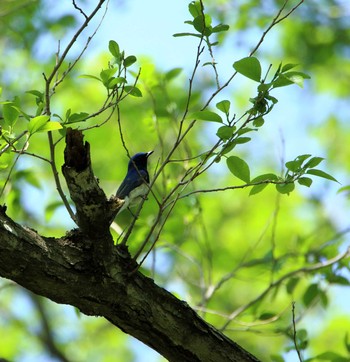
left=0, top=209, right=259, bottom=362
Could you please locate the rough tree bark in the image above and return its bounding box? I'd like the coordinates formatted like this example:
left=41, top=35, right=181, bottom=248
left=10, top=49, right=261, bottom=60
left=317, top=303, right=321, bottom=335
left=0, top=128, right=259, bottom=362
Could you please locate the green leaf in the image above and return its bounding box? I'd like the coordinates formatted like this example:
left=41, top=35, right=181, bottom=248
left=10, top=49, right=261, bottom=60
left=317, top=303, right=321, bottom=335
left=188, top=1, right=201, bottom=18
left=3, top=103, right=20, bottom=126
left=298, top=177, right=313, bottom=187
left=216, top=100, right=230, bottom=114
left=107, top=77, right=127, bottom=89
left=212, top=24, right=229, bottom=33
left=193, top=14, right=212, bottom=35
left=26, top=89, right=44, bottom=101
left=275, top=182, right=295, bottom=194
left=165, top=68, right=182, bottom=81
left=39, top=121, right=62, bottom=132
left=285, top=154, right=312, bottom=171
left=286, top=277, right=300, bottom=294
left=296, top=154, right=312, bottom=164
left=216, top=126, right=234, bottom=140
left=281, top=63, right=298, bottom=72
left=249, top=173, right=278, bottom=196
left=80, top=74, right=102, bottom=82
left=221, top=141, right=235, bottom=155
left=258, top=312, right=275, bottom=320
left=124, top=86, right=142, bottom=97
left=173, top=32, right=202, bottom=38
left=226, top=156, right=250, bottom=183
left=233, top=57, right=262, bottom=82
left=28, top=115, right=50, bottom=134
left=338, top=185, right=350, bottom=194
left=314, top=351, right=349, bottom=362
left=66, top=112, right=89, bottom=124
left=272, top=74, right=294, bottom=88
left=303, top=283, right=319, bottom=307
left=306, top=169, right=339, bottom=183
left=191, top=110, right=222, bottom=123
left=253, top=117, right=264, bottom=127
left=124, top=55, right=137, bottom=68
left=270, top=355, right=284, bottom=362
left=284, top=71, right=311, bottom=87
left=304, top=156, right=324, bottom=168
left=285, top=160, right=300, bottom=172
left=274, top=71, right=310, bottom=88
left=108, top=40, right=120, bottom=58
left=45, top=201, right=64, bottom=222
left=233, top=137, right=251, bottom=145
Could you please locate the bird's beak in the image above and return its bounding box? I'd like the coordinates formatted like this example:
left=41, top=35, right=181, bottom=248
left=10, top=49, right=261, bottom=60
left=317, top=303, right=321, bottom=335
left=147, top=150, right=154, bottom=157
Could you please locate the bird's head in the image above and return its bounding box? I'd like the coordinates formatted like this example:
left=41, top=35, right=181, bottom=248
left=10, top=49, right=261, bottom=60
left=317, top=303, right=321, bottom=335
left=128, top=151, right=153, bottom=171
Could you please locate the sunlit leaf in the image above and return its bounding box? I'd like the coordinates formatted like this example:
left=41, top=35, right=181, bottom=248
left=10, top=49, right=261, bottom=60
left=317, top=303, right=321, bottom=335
left=275, top=182, right=295, bottom=194
left=233, top=57, right=262, bottom=82
left=191, top=110, right=222, bottom=123
left=165, top=68, right=182, bottom=81
left=124, top=55, right=137, bottom=68
left=298, top=177, right=313, bottom=187
left=216, top=100, right=230, bottom=114
left=216, top=126, right=234, bottom=140
left=226, top=156, right=250, bottom=183
left=307, top=169, right=339, bottom=183
left=124, top=86, right=142, bottom=97
left=28, top=115, right=50, bottom=134
left=108, top=40, right=120, bottom=58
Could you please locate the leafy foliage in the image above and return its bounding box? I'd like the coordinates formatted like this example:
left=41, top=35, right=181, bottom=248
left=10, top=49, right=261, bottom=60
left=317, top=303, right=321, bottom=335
left=0, top=0, right=349, bottom=361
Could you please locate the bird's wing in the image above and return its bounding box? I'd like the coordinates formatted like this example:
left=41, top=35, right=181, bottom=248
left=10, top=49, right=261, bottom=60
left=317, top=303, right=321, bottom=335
left=116, top=169, right=148, bottom=199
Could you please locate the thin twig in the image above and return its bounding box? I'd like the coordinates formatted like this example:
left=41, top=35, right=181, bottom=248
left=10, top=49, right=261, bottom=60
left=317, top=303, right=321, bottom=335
left=43, top=0, right=107, bottom=222
left=0, top=130, right=28, bottom=156
left=203, top=0, right=304, bottom=109
left=292, top=302, right=303, bottom=362
left=220, top=247, right=350, bottom=331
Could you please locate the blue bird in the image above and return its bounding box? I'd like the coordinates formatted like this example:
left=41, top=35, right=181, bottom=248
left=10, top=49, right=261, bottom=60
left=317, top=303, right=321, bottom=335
left=116, top=151, right=153, bottom=214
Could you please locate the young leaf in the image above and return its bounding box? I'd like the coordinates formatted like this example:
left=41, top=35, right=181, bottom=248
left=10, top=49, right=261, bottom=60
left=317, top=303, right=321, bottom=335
left=304, top=156, right=324, bottom=168
left=173, top=32, right=201, bottom=38
left=212, top=24, right=229, bottom=33
left=124, top=55, right=137, bottom=68
left=165, top=68, right=182, bottom=81
left=28, top=115, right=50, bottom=134
left=285, top=160, right=300, bottom=172
left=233, top=137, right=251, bottom=145
left=216, top=126, right=234, bottom=140
left=233, top=57, right=262, bottom=82
left=253, top=117, right=264, bottom=127
left=303, top=283, right=319, bottom=307
left=216, top=100, right=230, bottom=114
left=226, top=156, right=250, bottom=183
left=188, top=1, right=201, bottom=18
left=80, top=74, right=102, bottom=82
left=38, top=121, right=62, bottom=132
left=191, top=110, right=222, bottom=123
left=281, top=63, right=298, bottom=72
left=193, top=14, right=212, bottom=35
left=298, top=177, right=313, bottom=187
left=3, top=103, right=20, bottom=126
left=249, top=173, right=278, bottom=196
left=124, top=86, right=142, bottom=97
left=66, top=112, right=89, bottom=124
left=276, top=182, right=295, bottom=194
left=306, top=169, right=339, bottom=183
left=108, top=40, right=120, bottom=58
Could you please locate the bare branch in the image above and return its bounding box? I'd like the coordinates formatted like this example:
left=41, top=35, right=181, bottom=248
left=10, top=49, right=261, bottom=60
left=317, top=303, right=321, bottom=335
left=220, top=247, right=350, bottom=331
left=292, top=302, right=303, bottom=362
